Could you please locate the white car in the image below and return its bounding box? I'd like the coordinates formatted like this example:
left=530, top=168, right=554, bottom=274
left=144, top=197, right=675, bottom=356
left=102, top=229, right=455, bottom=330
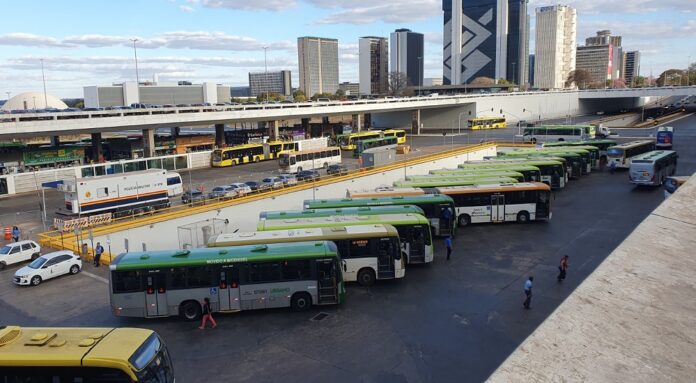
left=0, top=240, right=41, bottom=270
left=229, top=183, right=252, bottom=196
left=13, top=250, right=82, bottom=286
left=261, top=177, right=284, bottom=189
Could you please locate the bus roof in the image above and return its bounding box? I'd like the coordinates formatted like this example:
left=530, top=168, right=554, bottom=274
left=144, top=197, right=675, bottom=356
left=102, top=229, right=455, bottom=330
left=338, top=131, right=381, bottom=138
left=260, top=205, right=425, bottom=220
left=524, top=125, right=584, bottom=130
left=304, top=194, right=454, bottom=209
left=657, top=126, right=673, bottom=132
left=347, top=187, right=426, bottom=198
left=209, top=224, right=399, bottom=247
left=0, top=326, right=152, bottom=380
left=470, top=116, right=505, bottom=121
left=281, top=146, right=340, bottom=155
left=111, top=241, right=337, bottom=270
left=216, top=143, right=264, bottom=151
left=459, top=159, right=563, bottom=167
left=608, top=140, right=654, bottom=149
left=543, top=139, right=617, bottom=147
left=394, top=176, right=519, bottom=188
left=407, top=171, right=524, bottom=180
left=434, top=182, right=550, bottom=195
left=431, top=164, right=541, bottom=173
left=502, top=151, right=582, bottom=158
left=359, top=136, right=397, bottom=144
left=258, top=213, right=430, bottom=231
left=630, top=150, right=676, bottom=163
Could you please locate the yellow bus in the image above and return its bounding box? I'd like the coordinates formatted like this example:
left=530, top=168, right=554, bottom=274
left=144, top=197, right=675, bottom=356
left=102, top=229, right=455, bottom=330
left=0, top=326, right=174, bottom=382
left=212, top=143, right=265, bottom=167
left=383, top=129, right=407, bottom=144
left=337, top=131, right=382, bottom=150
left=468, top=117, right=507, bottom=130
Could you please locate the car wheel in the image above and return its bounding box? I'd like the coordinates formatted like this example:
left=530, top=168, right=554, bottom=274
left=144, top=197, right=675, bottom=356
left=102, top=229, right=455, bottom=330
left=290, top=292, right=312, bottom=312
left=31, top=276, right=42, bottom=286
left=70, top=265, right=80, bottom=275
left=531, top=138, right=537, bottom=144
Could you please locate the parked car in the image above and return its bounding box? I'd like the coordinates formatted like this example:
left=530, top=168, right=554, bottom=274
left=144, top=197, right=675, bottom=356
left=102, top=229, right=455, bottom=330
left=229, top=183, right=252, bottom=196
left=13, top=250, right=82, bottom=286
left=182, top=190, right=206, bottom=205
left=327, top=164, right=349, bottom=176
left=296, top=169, right=321, bottom=181
left=261, top=177, right=284, bottom=189
left=244, top=181, right=267, bottom=192
left=0, top=240, right=41, bottom=270
left=208, top=185, right=237, bottom=200
left=278, top=174, right=298, bottom=186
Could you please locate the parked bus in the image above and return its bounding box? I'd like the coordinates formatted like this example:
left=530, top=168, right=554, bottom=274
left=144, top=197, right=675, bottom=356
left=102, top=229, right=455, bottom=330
left=542, top=143, right=604, bottom=169
left=628, top=150, right=677, bottom=186
left=304, top=194, right=456, bottom=237
left=109, top=241, right=344, bottom=319
left=260, top=205, right=425, bottom=220
left=337, top=131, right=382, bottom=150
left=405, top=170, right=525, bottom=182
left=347, top=187, right=427, bottom=198
left=353, top=136, right=398, bottom=157
left=468, top=117, right=506, bottom=130
left=458, top=160, right=566, bottom=189
left=212, top=143, right=265, bottom=167
left=208, top=225, right=404, bottom=286
left=522, top=126, right=586, bottom=144
left=383, top=129, right=407, bottom=144
left=279, top=146, right=342, bottom=173
left=428, top=182, right=552, bottom=226
left=0, top=326, right=174, bottom=382
left=257, top=214, right=434, bottom=264
left=656, top=126, right=674, bottom=149
left=394, top=176, right=520, bottom=188
left=606, top=140, right=656, bottom=169
left=430, top=164, right=542, bottom=182
left=499, top=151, right=586, bottom=178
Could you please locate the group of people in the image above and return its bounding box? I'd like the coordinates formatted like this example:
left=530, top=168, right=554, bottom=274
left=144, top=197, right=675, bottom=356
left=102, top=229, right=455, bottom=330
left=523, top=255, right=569, bottom=310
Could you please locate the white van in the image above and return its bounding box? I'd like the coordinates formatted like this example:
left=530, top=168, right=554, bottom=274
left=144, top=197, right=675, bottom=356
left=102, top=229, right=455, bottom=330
left=0, top=240, right=42, bottom=270
left=166, top=171, right=183, bottom=197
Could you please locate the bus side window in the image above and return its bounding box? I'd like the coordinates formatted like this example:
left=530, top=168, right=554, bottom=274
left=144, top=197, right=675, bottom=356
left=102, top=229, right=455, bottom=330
left=113, top=270, right=144, bottom=293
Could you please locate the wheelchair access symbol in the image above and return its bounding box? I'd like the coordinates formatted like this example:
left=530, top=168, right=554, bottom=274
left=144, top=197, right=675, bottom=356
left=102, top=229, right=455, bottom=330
left=209, top=287, right=218, bottom=296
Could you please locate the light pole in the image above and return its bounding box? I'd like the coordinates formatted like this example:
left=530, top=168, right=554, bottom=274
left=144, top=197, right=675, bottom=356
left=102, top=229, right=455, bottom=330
left=5, top=92, right=10, bottom=101
left=32, top=96, right=36, bottom=110
left=130, top=38, right=140, bottom=85
left=40, top=59, right=48, bottom=107
left=263, top=46, right=269, bottom=103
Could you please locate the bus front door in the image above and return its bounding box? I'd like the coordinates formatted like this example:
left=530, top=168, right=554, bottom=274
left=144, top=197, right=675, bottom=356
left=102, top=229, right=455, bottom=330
left=145, top=273, right=168, bottom=317
left=438, top=204, right=453, bottom=236
left=491, top=195, right=505, bottom=222
left=407, top=226, right=426, bottom=264
left=377, top=238, right=396, bottom=279
left=316, top=259, right=339, bottom=305
left=218, top=267, right=241, bottom=312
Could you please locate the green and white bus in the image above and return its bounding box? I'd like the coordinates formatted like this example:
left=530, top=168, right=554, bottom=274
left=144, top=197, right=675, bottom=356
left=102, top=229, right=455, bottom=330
left=427, top=182, right=552, bottom=226
left=607, top=140, right=656, bottom=169
left=458, top=160, right=566, bottom=189
left=544, top=140, right=616, bottom=166
left=405, top=170, right=525, bottom=182
left=209, top=225, right=404, bottom=286
left=522, top=126, right=587, bottom=144
left=259, top=205, right=425, bottom=221
left=393, top=176, right=519, bottom=188
left=304, top=194, right=456, bottom=237
left=353, top=136, right=398, bottom=158
left=258, top=213, right=434, bottom=264
left=430, top=165, right=542, bottom=182
left=499, top=151, right=585, bottom=178
left=109, top=241, right=344, bottom=320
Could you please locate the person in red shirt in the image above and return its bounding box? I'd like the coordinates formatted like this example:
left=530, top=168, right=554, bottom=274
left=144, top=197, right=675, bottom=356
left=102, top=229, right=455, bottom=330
left=557, top=255, right=569, bottom=282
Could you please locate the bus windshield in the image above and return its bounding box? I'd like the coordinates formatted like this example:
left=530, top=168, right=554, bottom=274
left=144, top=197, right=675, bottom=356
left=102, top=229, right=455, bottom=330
left=279, top=154, right=292, bottom=166
left=607, top=148, right=624, bottom=157
left=131, top=334, right=175, bottom=383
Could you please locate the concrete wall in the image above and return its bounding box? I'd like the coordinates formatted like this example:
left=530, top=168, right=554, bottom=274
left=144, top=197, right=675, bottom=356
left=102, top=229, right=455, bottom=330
left=93, top=146, right=497, bottom=254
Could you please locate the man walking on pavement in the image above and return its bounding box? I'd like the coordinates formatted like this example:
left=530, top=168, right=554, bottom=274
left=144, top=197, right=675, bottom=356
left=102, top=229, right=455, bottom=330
left=523, top=276, right=534, bottom=309
left=11, top=226, right=20, bottom=242
left=445, top=236, right=453, bottom=261
left=557, top=255, right=569, bottom=282
left=94, top=242, right=104, bottom=267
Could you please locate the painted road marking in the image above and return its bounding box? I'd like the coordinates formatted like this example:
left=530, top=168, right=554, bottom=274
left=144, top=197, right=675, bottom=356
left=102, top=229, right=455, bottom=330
left=81, top=270, right=109, bottom=284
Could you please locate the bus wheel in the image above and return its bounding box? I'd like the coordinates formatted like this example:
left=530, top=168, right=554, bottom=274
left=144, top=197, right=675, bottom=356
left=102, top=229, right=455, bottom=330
left=558, top=138, right=565, bottom=141
left=531, top=138, right=537, bottom=144
left=180, top=300, right=202, bottom=321
left=458, top=214, right=471, bottom=227
left=290, top=292, right=312, bottom=312
left=357, top=268, right=376, bottom=287
left=517, top=211, right=530, bottom=223
left=297, top=167, right=303, bottom=173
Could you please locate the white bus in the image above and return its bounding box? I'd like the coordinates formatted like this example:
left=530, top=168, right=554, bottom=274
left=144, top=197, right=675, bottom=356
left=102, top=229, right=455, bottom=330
left=279, top=146, right=342, bottom=173
left=523, top=126, right=586, bottom=144
left=208, top=225, right=404, bottom=287
left=629, top=150, right=677, bottom=186
left=606, top=140, right=656, bottom=169
left=429, top=182, right=552, bottom=226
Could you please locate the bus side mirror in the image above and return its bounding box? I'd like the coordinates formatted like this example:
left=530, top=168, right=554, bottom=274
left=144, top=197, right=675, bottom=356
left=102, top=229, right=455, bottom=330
left=342, top=260, right=347, bottom=272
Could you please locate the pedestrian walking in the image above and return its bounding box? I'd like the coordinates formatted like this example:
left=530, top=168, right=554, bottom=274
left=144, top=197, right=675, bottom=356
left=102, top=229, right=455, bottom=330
left=445, top=236, right=453, bottom=261
left=94, top=242, right=104, bottom=267
left=441, top=207, right=453, bottom=234
left=11, top=226, right=20, bottom=242
left=609, top=160, right=616, bottom=174
left=557, top=255, right=569, bottom=282
left=199, top=297, right=217, bottom=329
left=523, top=276, right=534, bottom=309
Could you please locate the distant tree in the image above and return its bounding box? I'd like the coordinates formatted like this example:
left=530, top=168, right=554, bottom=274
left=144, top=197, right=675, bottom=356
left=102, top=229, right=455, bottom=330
left=387, top=72, right=411, bottom=96
left=496, top=78, right=513, bottom=85
left=657, top=69, right=686, bottom=86
left=470, top=76, right=495, bottom=86
left=74, top=101, right=84, bottom=109
left=612, top=78, right=626, bottom=89
left=334, top=89, right=345, bottom=100
left=688, top=62, right=696, bottom=85
left=632, top=76, right=646, bottom=88
left=292, top=90, right=307, bottom=102
left=256, top=92, right=285, bottom=102
left=565, top=69, right=593, bottom=89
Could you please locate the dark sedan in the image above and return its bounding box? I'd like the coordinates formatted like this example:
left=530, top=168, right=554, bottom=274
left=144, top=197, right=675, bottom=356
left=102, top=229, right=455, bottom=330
left=327, top=164, right=349, bottom=176
left=182, top=190, right=206, bottom=205
left=296, top=170, right=321, bottom=181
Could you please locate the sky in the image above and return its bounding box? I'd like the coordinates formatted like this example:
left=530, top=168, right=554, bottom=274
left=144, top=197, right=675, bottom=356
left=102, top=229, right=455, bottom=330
left=0, top=0, right=693, bottom=98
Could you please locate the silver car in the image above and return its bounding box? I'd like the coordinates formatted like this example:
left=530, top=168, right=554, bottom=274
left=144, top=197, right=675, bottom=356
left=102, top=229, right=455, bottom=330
left=229, top=183, right=252, bottom=196
left=261, top=177, right=284, bottom=189
left=208, top=185, right=238, bottom=199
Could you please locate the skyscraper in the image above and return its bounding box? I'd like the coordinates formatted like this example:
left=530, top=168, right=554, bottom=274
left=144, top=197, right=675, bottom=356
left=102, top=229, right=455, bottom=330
left=390, top=28, right=425, bottom=87
left=576, top=30, right=624, bottom=86
left=248, top=70, right=292, bottom=97
left=359, top=36, right=389, bottom=95
left=442, top=0, right=529, bottom=85
left=584, top=30, right=623, bottom=80
left=623, top=51, right=641, bottom=86
left=297, top=37, right=339, bottom=96
left=534, top=5, right=576, bottom=89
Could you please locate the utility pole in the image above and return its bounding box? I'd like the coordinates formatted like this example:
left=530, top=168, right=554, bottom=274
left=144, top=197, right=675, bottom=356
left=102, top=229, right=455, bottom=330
left=40, top=59, right=48, bottom=107
left=263, top=46, right=269, bottom=103
left=130, top=38, right=140, bottom=85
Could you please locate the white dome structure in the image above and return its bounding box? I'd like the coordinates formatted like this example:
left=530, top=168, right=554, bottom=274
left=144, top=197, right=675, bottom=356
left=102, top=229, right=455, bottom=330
left=1, top=92, right=68, bottom=111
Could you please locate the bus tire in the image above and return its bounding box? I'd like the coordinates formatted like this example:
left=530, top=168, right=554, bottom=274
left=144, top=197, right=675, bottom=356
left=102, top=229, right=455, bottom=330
left=297, top=167, right=302, bottom=173
left=180, top=300, right=202, bottom=321
left=531, top=138, right=537, bottom=144
left=357, top=268, right=376, bottom=287
left=323, top=162, right=328, bottom=169
left=290, top=292, right=312, bottom=312
left=458, top=214, right=471, bottom=227
left=558, top=138, right=565, bottom=141
left=517, top=211, right=530, bottom=223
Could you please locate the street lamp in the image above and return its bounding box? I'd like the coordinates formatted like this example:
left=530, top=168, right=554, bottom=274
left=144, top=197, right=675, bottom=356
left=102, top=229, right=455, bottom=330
left=5, top=92, right=10, bottom=102
left=263, top=46, right=269, bottom=103
left=40, top=59, right=48, bottom=107
left=130, top=38, right=140, bottom=85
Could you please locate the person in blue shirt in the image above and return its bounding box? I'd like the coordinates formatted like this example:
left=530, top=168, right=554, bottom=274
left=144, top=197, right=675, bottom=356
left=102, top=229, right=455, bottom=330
left=445, top=236, right=453, bottom=261
left=11, top=226, right=20, bottom=242
left=523, top=276, right=534, bottom=309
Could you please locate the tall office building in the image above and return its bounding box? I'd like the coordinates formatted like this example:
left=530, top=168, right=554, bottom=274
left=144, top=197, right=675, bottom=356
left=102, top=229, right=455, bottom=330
left=359, top=37, right=389, bottom=95
left=248, top=70, right=292, bottom=97
left=586, top=30, right=621, bottom=47
left=442, top=0, right=529, bottom=85
left=297, top=37, right=339, bottom=96
left=533, top=5, right=576, bottom=89
left=584, top=30, right=623, bottom=80
left=623, top=51, right=641, bottom=86
left=390, top=28, right=425, bottom=87
left=576, top=30, right=624, bottom=86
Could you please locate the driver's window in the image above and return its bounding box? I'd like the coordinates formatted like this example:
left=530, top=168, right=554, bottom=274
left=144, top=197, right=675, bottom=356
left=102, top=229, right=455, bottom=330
left=9, top=246, right=19, bottom=254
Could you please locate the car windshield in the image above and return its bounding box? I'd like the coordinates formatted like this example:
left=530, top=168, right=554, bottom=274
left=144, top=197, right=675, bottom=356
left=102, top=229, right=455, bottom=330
left=212, top=187, right=223, bottom=192
left=0, top=246, right=11, bottom=255
left=28, top=257, right=47, bottom=269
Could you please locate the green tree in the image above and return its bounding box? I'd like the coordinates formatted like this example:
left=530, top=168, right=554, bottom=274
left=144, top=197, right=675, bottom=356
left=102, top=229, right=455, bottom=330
left=293, top=90, right=307, bottom=102
left=334, top=89, right=345, bottom=100
left=632, top=76, right=646, bottom=87
left=387, top=72, right=411, bottom=96
left=497, top=78, right=513, bottom=85
left=470, top=76, right=495, bottom=86
left=565, top=69, right=593, bottom=89
left=657, top=69, right=686, bottom=86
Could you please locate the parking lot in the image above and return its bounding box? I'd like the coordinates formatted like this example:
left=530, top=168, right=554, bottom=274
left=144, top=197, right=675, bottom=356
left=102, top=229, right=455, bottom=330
left=0, top=113, right=694, bottom=382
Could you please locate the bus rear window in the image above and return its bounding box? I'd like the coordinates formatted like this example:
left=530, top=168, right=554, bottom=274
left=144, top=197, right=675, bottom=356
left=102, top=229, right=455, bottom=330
left=607, top=148, right=624, bottom=156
